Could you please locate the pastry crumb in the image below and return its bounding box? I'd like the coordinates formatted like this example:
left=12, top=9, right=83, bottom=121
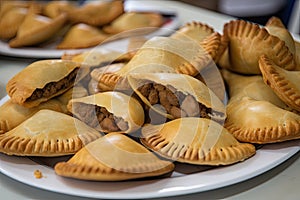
left=34, top=170, right=43, bottom=179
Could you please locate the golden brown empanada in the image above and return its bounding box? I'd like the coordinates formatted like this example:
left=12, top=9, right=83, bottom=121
left=259, top=55, right=300, bottom=112
left=6, top=59, right=89, bottom=108
left=265, top=16, right=295, bottom=55
left=97, top=35, right=220, bottom=91
left=141, top=118, right=255, bottom=165
left=67, top=0, right=124, bottom=26
left=225, top=97, right=300, bottom=144
left=56, top=23, right=110, bottom=49
left=0, top=0, right=30, bottom=18
left=218, top=19, right=296, bottom=74
left=221, top=69, right=290, bottom=110
left=67, top=91, right=145, bottom=133
left=54, top=133, right=174, bottom=181
left=9, top=13, right=67, bottom=48
left=0, top=109, right=102, bottom=156
left=128, top=73, right=226, bottom=122
left=103, top=12, right=163, bottom=35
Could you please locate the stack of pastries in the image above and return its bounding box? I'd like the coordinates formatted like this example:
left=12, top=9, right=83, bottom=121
left=0, top=0, right=164, bottom=49
left=0, top=16, right=299, bottom=182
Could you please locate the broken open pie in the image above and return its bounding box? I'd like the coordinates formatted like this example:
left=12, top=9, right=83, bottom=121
left=128, top=73, right=226, bottom=122
left=141, top=118, right=256, bottom=165
left=0, top=109, right=102, bottom=156
left=6, top=59, right=89, bottom=108
left=54, top=133, right=174, bottom=181
left=67, top=92, right=145, bottom=133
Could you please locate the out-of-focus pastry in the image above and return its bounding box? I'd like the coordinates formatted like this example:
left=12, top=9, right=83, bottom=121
left=0, top=0, right=30, bottom=18
left=54, top=133, right=175, bottom=181
left=103, top=12, right=163, bottom=35
left=295, top=40, right=300, bottom=71
left=56, top=23, right=110, bottom=49
left=0, top=109, right=102, bottom=156
left=43, top=0, right=75, bottom=18
left=6, top=59, right=89, bottom=108
left=0, top=8, right=27, bottom=39
left=9, top=13, right=67, bottom=48
left=259, top=55, right=300, bottom=112
left=141, top=118, right=256, bottom=165
left=67, top=91, right=145, bottom=133
left=218, top=19, right=296, bottom=74
left=67, top=0, right=124, bottom=26
left=128, top=73, right=226, bottom=122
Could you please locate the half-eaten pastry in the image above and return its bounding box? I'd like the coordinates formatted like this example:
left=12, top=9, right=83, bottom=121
left=67, top=92, right=145, bottom=133
left=6, top=59, right=89, bottom=108
left=128, top=73, right=226, bottom=123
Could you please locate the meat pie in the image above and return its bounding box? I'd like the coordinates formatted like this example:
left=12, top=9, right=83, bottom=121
left=67, top=91, right=145, bottom=133
left=127, top=73, right=226, bottom=123
left=6, top=60, right=89, bottom=108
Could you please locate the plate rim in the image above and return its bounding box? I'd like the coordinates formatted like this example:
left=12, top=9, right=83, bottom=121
left=0, top=94, right=299, bottom=199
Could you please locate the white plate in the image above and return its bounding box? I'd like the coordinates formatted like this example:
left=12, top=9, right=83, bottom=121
left=0, top=95, right=299, bottom=199
left=0, top=14, right=180, bottom=59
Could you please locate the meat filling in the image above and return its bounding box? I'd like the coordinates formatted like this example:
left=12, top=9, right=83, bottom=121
left=138, top=82, right=214, bottom=119
left=27, top=68, right=79, bottom=102
left=73, top=103, right=129, bottom=132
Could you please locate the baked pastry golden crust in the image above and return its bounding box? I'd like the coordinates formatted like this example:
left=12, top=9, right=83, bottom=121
left=103, top=12, right=163, bottom=34
left=6, top=59, right=89, bottom=108
left=218, top=19, right=296, bottom=74
left=225, top=97, right=300, bottom=144
left=97, top=35, right=221, bottom=91
left=56, top=23, right=110, bottom=49
left=0, top=0, right=30, bottom=18
left=141, top=118, right=256, bottom=165
left=67, top=0, right=124, bottom=26
left=54, top=133, right=175, bottom=181
left=9, top=13, right=67, bottom=48
left=0, top=109, right=102, bottom=156
left=128, top=73, right=226, bottom=122
left=265, top=16, right=296, bottom=55
left=295, top=40, right=300, bottom=71
left=221, top=69, right=290, bottom=110
left=259, top=55, right=300, bottom=112
left=0, top=99, right=63, bottom=134
left=67, top=92, right=145, bottom=133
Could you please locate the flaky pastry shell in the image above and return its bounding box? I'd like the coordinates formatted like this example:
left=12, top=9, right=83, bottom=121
left=0, top=109, right=102, bottom=156
left=218, top=19, right=296, bottom=74
left=67, top=92, right=145, bottom=133
left=43, top=0, right=75, bottom=18
left=225, top=97, right=300, bottom=144
left=141, top=118, right=256, bottom=165
left=54, top=133, right=174, bottom=181
left=6, top=59, right=89, bottom=108
left=259, top=55, right=300, bottom=112
left=128, top=73, right=226, bottom=122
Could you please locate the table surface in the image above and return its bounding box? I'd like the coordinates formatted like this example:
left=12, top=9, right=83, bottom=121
left=0, top=1, right=299, bottom=200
